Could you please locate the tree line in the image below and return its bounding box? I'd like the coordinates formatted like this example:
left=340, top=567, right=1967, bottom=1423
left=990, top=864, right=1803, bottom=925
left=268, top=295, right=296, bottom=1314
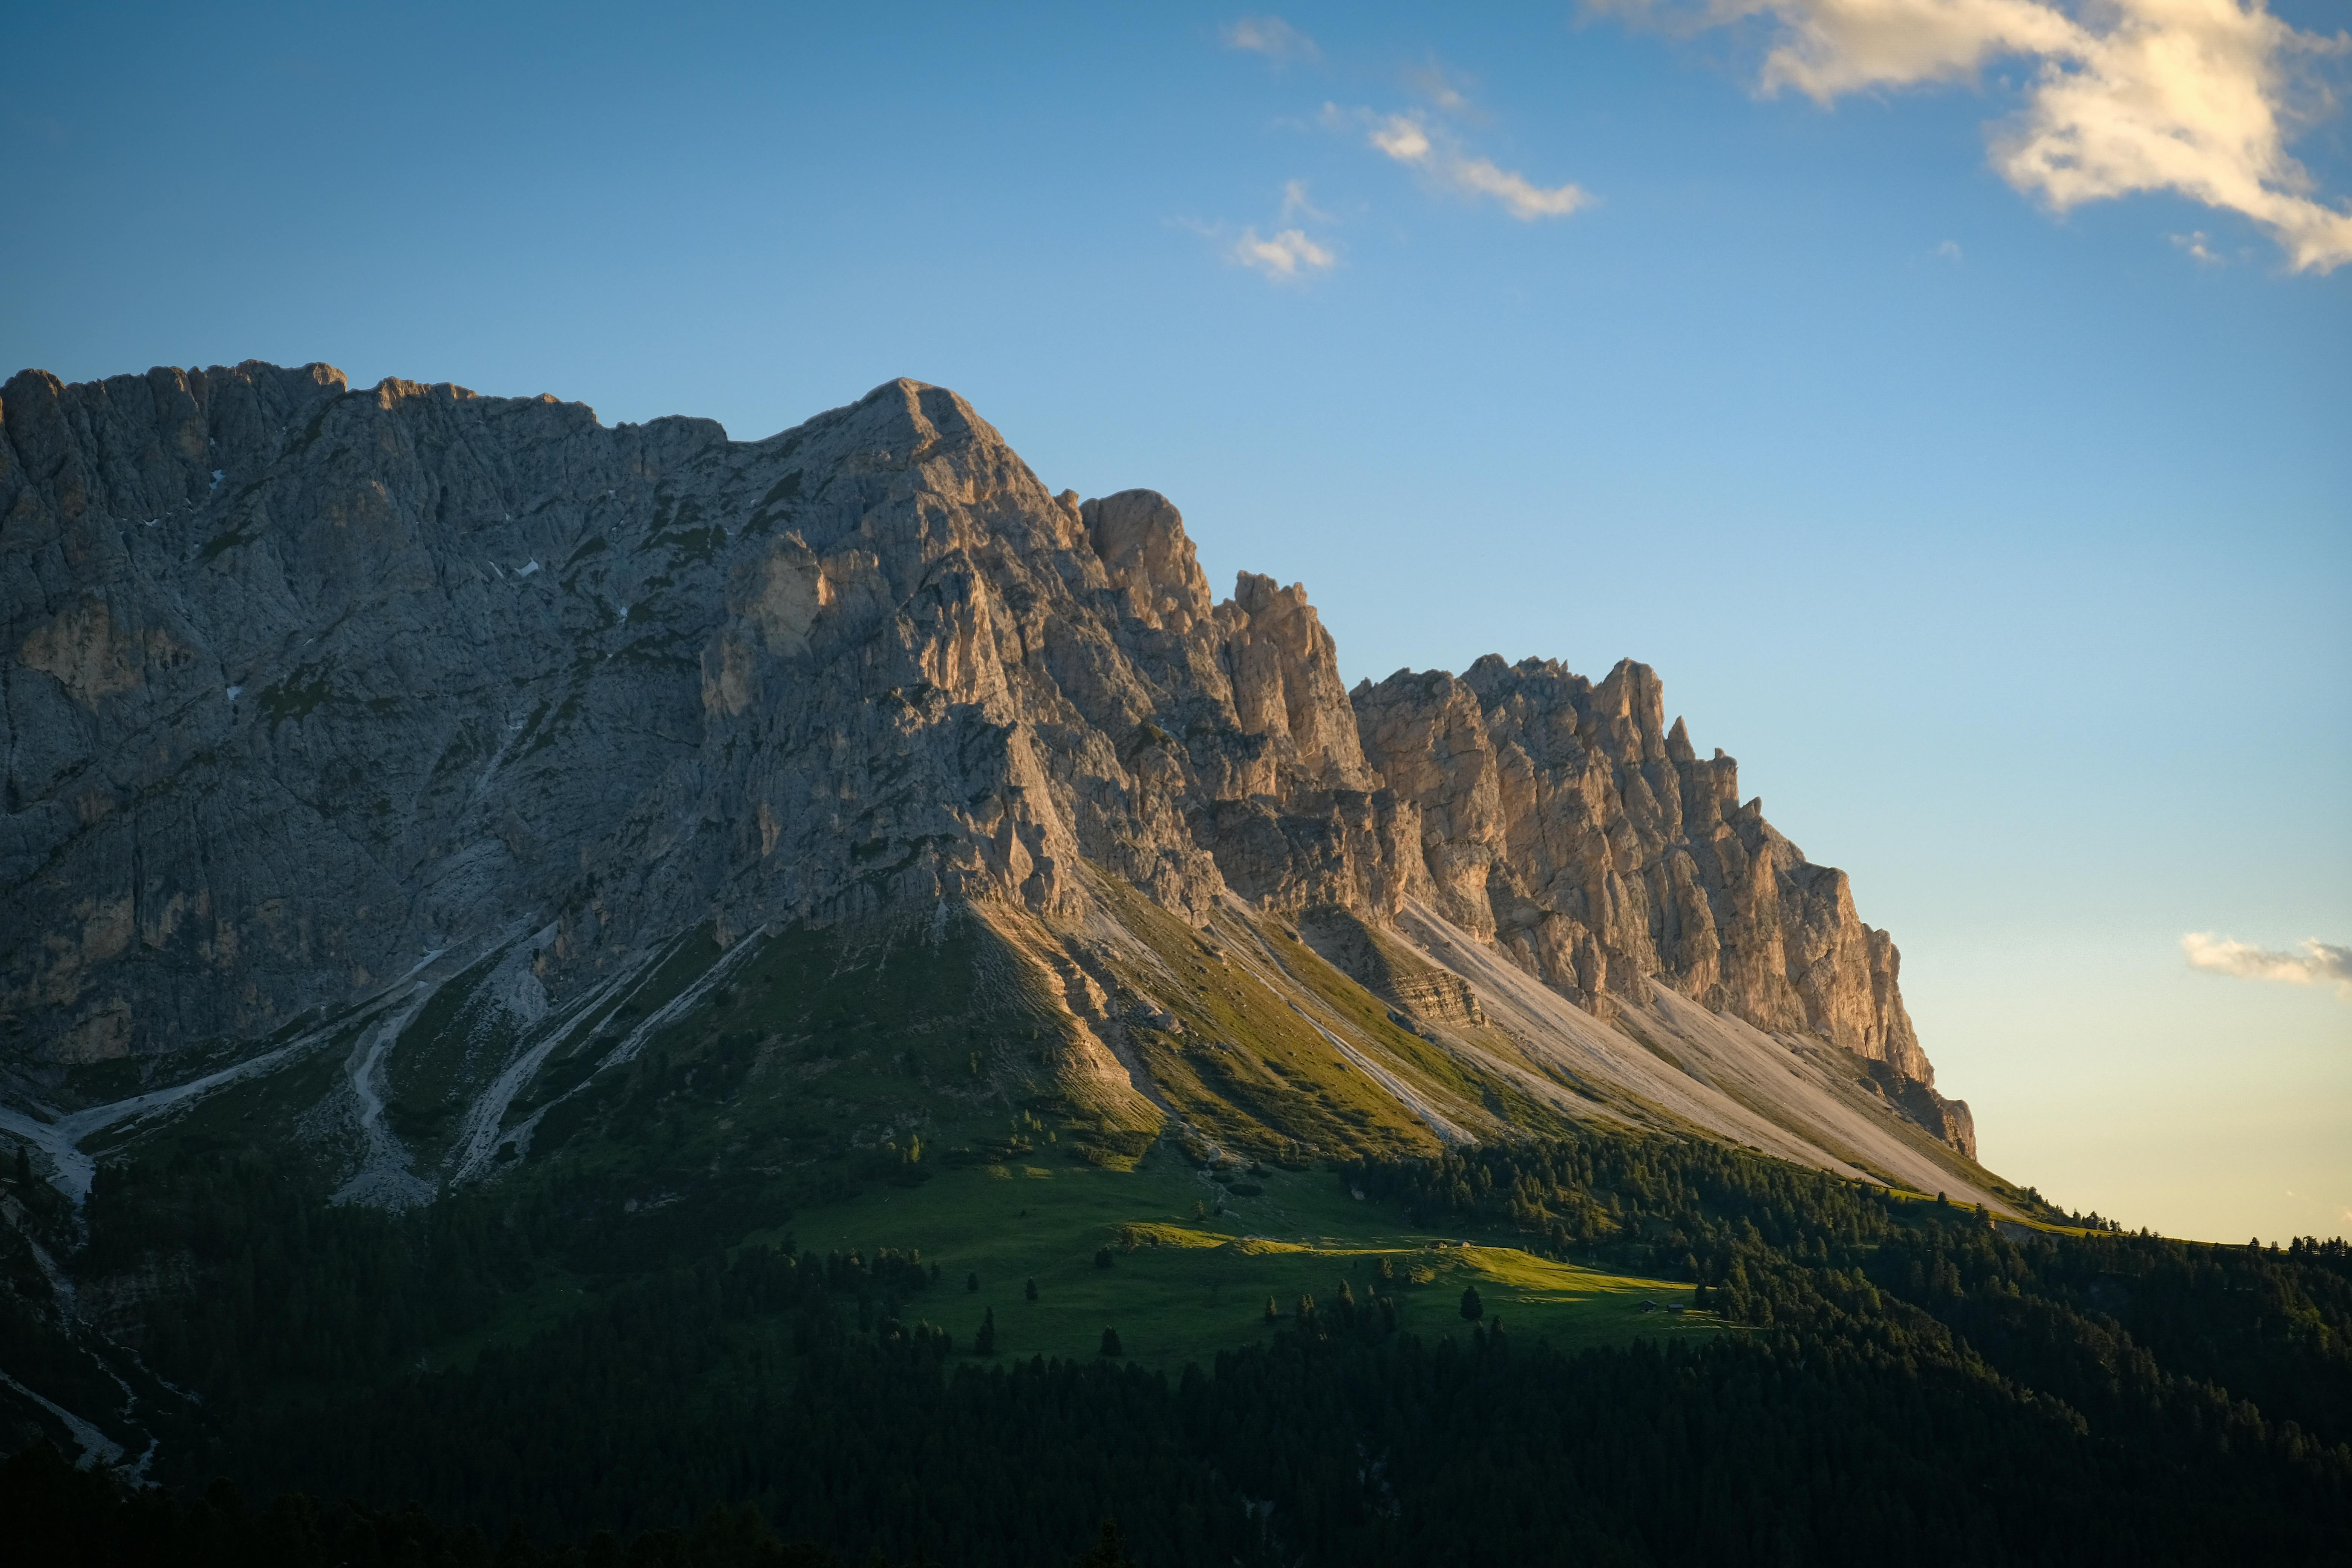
left=14, top=1128, right=2352, bottom=1565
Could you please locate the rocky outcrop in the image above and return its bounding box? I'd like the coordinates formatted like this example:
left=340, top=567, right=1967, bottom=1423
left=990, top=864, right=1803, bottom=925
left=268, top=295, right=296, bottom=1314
left=1299, top=906, right=1485, bottom=1029
left=1351, top=655, right=1968, bottom=1152
left=0, top=361, right=1968, bottom=1154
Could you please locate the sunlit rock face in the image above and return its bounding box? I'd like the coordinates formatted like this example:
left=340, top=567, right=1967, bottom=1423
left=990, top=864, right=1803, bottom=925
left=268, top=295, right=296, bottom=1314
left=1352, top=657, right=1928, bottom=1069
left=0, top=363, right=1967, bottom=1152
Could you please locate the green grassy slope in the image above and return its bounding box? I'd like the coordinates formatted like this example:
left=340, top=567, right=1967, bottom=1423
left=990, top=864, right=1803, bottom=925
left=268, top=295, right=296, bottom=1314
left=754, top=1150, right=1714, bottom=1371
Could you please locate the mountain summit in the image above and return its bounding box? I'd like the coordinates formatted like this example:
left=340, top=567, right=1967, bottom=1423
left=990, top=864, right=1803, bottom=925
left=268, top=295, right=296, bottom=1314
left=2, top=363, right=1979, bottom=1207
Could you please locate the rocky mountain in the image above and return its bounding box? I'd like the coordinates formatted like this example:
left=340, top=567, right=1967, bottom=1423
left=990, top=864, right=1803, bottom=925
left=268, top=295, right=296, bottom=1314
left=0, top=360, right=1980, bottom=1210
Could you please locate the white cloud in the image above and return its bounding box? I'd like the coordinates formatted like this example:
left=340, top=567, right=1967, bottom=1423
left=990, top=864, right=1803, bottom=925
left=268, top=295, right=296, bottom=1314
left=1934, top=237, right=1965, bottom=259
left=1445, top=154, right=1594, bottom=218
left=2181, top=933, right=2352, bottom=998
left=1407, top=61, right=1476, bottom=113
left=2171, top=227, right=2224, bottom=261
left=1606, top=0, right=2352, bottom=272
left=1231, top=225, right=1338, bottom=279
left=1280, top=178, right=1326, bottom=221
left=1223, top=15, right=1319, bottom=63
left=1350, top=108, right=1591, bottom=219
left=1368, top=112, right=1434, bottom=162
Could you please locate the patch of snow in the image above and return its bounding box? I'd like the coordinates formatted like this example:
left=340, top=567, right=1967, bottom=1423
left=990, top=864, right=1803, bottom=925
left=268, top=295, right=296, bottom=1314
left=224, top=686, right=242, bottom=703
left=208, top=469, right=224, bottom=491
left=515, top=558, right=540, bottom=577
left=142, top=518, right=159, bottom=528
left=490, top=561, right=505, bottom=580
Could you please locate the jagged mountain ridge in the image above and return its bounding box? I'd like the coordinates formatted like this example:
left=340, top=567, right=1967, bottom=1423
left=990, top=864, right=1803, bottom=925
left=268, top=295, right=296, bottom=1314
left=0, top=360, right=1978, bottom=1197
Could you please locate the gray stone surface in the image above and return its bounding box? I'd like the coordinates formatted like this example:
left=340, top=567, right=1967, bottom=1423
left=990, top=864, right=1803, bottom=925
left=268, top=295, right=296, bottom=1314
left=0, top=362, right=1968, bottom=1153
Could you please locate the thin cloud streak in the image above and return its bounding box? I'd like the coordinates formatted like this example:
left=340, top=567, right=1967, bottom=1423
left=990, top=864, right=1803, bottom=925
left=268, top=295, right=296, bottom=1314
left=1601, top=0, right=2352, bottom=271
left=1347, top=108, right=1592, bottom=219
left=1222, top=15, right=1320, bottom=64
left=1406, top=61, right=1476, bottom=113
left=2181, top=933, right=2352, bottom=999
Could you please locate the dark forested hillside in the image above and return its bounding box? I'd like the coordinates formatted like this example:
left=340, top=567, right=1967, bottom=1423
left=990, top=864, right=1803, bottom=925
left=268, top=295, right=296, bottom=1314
left=14, top=1126, right=2350, bottom=1567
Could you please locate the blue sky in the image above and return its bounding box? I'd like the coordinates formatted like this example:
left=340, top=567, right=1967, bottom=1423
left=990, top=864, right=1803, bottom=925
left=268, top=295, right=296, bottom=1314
left=5, top=1, right=2347, bottom=1240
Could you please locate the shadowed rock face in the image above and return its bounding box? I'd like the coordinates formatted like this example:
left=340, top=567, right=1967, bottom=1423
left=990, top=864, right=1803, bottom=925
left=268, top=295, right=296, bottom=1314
left=0, top=363, right=1968, bottom=1153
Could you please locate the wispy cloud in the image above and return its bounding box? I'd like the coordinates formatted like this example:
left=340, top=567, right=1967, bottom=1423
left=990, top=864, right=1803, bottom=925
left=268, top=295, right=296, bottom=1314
left=2182, top=933, right=2352, bottom=999
left=1280, top=178, right=1325, bottom=222
left=1230, top=225, right=1338, bottom=280
left=1337, top=107, right=1592, bottom=219
left=2171, top=228, right=2225, bottom=264
left=1934, top=237, right=1965, bottom=261
left=1600, top=0, right=2352, bottom=272
left=1406, top=60, right=1476, bottom=114
left=1222, top=15, right=1319, bottom=64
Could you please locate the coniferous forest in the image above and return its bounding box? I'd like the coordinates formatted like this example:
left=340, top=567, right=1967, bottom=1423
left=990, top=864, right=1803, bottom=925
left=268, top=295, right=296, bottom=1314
left=9, top=1127, right=2350, bottom=1566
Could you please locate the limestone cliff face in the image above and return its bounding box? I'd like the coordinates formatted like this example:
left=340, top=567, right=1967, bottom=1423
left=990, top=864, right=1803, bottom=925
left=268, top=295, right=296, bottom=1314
left=1344, top=654, right=1970, bottom=1153
left=0, top=365, right=1396, bottom=1057
left=0, top=361, right=1967, bottom=1153
left=1352, top=657, right=1927, bottom=1073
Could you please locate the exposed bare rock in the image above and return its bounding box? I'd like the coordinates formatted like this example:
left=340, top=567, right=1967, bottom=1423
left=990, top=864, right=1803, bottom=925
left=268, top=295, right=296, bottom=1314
left=1080, top=490, right=1210, bottom=634
left=1351, top=654, right=1966, bottom=1152
left=0, top=361, right=1969, bottom=1158
left=1298, top=905, right=1484, bottom=1028
left=1216, top=571, right=1376, bottom=796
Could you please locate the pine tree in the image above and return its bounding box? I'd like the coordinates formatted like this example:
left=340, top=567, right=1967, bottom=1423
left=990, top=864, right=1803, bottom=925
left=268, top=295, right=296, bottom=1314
left=1264, top=1296, right=1280, bottom=1325
left=1459, top=1285, right=1484, bottom=1321
left=974, top=1306, right=996, bottom=1356
left=1075, top=1519, right=1140, bottom=1568
left=1025, top=1277, right=1038, bottom=1302
left=1099, top=1326, right=1123, bottom=1357
left=966, top=1271, right=980, bottom=1292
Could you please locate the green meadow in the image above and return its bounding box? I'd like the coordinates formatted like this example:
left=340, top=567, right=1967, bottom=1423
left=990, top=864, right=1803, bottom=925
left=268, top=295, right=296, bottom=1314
left=758, top=1144, right=1717, bottom=1370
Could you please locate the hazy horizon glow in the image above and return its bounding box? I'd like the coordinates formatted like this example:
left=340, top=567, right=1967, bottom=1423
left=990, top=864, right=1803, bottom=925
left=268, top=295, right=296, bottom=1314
left=3, top=1, right=2344, bottom=1243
